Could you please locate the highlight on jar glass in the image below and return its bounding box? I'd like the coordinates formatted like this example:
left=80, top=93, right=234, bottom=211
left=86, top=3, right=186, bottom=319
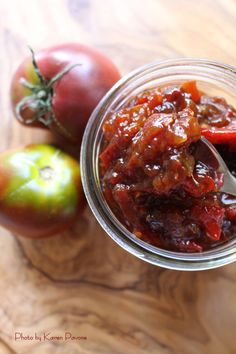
left=81, top=58, right=236, bottom=271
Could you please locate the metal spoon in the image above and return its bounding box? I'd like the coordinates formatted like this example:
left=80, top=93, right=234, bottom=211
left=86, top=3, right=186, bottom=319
left=197, top=137, right=236, bottom=198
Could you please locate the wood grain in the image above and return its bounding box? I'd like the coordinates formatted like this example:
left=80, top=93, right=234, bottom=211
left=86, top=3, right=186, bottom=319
left=0, top=0, right=236, bottom=353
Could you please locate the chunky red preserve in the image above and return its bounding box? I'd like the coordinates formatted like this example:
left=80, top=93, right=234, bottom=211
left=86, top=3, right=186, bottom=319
left=99, top=81, right=236, bottom=252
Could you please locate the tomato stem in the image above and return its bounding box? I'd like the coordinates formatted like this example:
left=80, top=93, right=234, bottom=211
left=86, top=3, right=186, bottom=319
left=47, top=63, right=80, bottom=88
left=28, top=46, right=46, bottom=85
left=19, top=77, right=38, bottom=91
left=39, top=166, right=55, bottom=181
left=15, top=47, right=81, bottom=140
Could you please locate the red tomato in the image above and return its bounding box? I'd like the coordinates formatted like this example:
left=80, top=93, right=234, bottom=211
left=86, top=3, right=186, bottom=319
left=10, top=43, right=121, bottom=143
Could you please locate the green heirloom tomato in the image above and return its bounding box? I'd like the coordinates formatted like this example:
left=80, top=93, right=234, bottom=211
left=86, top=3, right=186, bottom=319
left=0, top=144, right=83, bottom=238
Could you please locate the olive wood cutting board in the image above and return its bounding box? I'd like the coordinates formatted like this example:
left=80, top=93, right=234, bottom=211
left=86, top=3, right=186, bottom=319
left=0, top=0, right=235, bottom=353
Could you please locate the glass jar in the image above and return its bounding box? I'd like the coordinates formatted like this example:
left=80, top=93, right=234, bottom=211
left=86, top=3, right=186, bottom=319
left=81, top=58, right=236, bottom=271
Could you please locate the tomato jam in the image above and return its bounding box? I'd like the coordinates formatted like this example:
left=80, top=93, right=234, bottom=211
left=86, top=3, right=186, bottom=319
left=99, top=81, right=236, bottom=252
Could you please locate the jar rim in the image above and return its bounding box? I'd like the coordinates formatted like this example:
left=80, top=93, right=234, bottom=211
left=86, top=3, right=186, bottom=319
left=81, top=58, right=236, bottom=271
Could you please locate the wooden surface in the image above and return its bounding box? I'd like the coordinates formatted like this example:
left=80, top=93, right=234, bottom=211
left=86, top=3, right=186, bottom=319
left=0, top=0, right=236, bottom=353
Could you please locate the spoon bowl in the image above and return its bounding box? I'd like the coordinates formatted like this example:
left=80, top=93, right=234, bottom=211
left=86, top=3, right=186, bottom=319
left=198, top=137, right=236, bottom=198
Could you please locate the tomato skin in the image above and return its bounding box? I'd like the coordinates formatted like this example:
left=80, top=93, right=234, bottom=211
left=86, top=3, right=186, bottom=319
left=0, top=144, right=84, bottom=238
left=10, top=43, right=121, bottom=142
left=201, top=127, right=236, bottom=148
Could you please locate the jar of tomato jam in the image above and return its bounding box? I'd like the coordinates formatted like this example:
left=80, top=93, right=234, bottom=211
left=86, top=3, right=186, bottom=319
left=81, top=59, right=236, bottom=270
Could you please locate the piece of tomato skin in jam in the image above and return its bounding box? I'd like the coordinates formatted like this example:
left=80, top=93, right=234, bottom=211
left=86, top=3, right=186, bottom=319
left=99, top=80, right=236, bottom=253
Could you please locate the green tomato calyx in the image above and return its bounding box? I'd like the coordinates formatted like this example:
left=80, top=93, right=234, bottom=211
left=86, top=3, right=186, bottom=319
left=15, top=47, right=80, bottom=139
